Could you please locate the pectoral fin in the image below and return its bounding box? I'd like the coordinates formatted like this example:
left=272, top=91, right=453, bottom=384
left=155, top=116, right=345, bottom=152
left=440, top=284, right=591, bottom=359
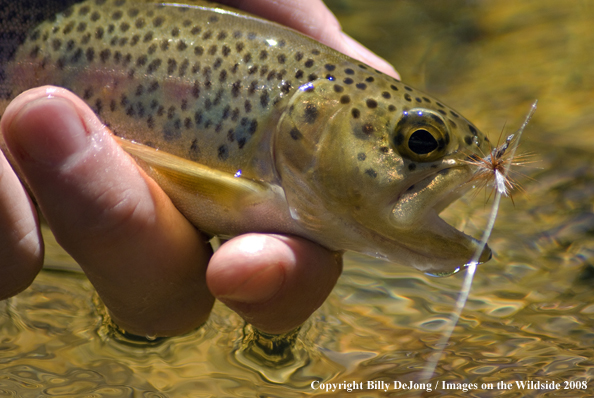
left=115, top=137, right=271, bottom=209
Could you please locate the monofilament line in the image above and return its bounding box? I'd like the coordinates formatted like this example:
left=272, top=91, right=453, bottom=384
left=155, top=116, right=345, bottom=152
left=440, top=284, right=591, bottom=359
left=420, top=100, right=538, bottom=384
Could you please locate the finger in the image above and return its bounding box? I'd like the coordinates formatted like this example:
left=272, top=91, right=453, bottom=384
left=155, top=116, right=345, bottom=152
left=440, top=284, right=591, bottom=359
left=1, top=86, right=214, bottom=337
left=216, top=0, right=400, bottom=79
left=0, top=148, right=43, bottom=300
left=207, top=234, right=342, bottom=334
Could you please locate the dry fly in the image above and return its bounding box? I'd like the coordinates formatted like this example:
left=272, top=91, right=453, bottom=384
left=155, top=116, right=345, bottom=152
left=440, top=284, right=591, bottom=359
left=420, top=100, right=538, bottom=384
left=464, top=126, right=536, bottom=205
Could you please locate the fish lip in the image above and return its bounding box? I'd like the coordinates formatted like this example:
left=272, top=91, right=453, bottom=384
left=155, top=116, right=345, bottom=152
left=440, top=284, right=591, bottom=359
left=386, top=163, right=489, bottom=272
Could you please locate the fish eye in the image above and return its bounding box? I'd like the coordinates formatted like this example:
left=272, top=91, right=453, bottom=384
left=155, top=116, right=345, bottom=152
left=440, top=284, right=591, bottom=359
left=392, top=109, right=450, bottom=162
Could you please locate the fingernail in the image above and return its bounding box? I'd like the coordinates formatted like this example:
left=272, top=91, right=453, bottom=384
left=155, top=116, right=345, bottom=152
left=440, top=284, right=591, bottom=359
left=6, top=96, right=88, bottom=165
left=341, top=33, right=401, bottom=79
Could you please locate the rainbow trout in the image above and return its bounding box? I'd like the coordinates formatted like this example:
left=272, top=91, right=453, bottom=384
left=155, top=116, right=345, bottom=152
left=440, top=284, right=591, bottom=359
left=0, top=0, right=492, bottom=273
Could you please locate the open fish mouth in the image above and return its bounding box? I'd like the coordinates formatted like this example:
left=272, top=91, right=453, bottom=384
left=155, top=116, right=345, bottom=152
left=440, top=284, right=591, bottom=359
left=388, top=165, right=491, bottom=273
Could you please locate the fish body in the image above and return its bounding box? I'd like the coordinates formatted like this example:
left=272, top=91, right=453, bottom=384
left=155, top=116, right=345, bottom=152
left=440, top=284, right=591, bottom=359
left=0, top=0, right=492, bottom=273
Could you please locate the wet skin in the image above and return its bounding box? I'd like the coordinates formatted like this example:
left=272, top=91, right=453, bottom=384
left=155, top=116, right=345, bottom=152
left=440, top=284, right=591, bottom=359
left=0, top=0, right=398, bottom=336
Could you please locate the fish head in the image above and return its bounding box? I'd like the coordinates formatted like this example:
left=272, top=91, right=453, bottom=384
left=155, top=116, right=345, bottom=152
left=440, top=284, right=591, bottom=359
left=275, top=71, right=492, bottom=274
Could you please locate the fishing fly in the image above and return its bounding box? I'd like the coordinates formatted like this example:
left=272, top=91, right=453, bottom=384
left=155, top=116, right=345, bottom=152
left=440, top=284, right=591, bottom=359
left=420, top=100, right=538, bottom=383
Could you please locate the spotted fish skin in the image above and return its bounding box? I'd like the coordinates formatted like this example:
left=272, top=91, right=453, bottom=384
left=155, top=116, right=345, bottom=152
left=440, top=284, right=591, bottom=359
left=0, top=0, right=493, bottom=272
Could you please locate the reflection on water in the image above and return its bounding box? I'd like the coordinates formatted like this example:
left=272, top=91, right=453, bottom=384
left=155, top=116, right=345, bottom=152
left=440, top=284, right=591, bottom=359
left=2, top=0, right=594, bottom=396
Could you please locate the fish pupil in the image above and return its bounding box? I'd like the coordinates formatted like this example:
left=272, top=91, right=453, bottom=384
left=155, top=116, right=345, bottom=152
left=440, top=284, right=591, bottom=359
left=408, top=129, right=438, bottom=154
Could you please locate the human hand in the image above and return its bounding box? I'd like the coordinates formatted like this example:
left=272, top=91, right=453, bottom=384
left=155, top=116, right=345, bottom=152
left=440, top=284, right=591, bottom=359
left=0, top=0, right=397, bottom=337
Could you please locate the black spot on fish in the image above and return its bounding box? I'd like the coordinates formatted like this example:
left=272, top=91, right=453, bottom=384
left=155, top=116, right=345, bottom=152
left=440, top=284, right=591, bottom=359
left=136, top=55, right=147, bottom=67
left=308, top=74, right=317, bottom=82
left=148, top=81, right=160, bottom=93
left=365, top=168, right=377, bottom=178
left=351, top=108, right=360, bottom=119
left=153, top=16, right=164, bottom=27
left=404, top=86, right=413, bottom=92
left=344, top=78, right=354, bottom=85
left=436, top=102, right=445, bottom=108
left=231, top=108, right=240, bottom=121
left=438, top=109, right=447, bottom=115
left=357, top=152, right=366, bottom=161
left=167, top=106, right=175, bottom=120
left=365, top=76, right=374, bottom=83
left=194, top=110, right=203, bottom=125
left=304, top=59, right=314, bottom=68
left=177, top=41, right=188, bottom=51
left=91, top=11, right=100, bottom=21
left=340, top=95, right=350, bottom=104
left=311, top=49, right=320, bottom=55
left=468, top=124, right=477, bottom=134
left=356, top=83, right=367, bottom=90
left=362, top=124, right=374, bottom=135
left=303, top=104, right=318, bottom=123
left=63, top=21, right=75, bottom=35
left=464, top=135, right=473, bottom=145
left=244, top=100, right=252, bottom=113
left=167, top=59, right=177, bottom=74
left=180, top=99, right=188, bottom=111
left=388, top=105, right=397, bottom=112
left=404, top=93, right=412, bottom=102
left=295, top=52, right=303, bottom=61
left=194, top=46, right=204, bottom=56
left=295, top=70, right=304, bottom=79
left=171, top=27, right=180, bottom=37
left=277, top=54, right=286, bottom=64
left=147, top=59, right=162, bottom=74
left=248, top=81, right=257, bottom=95
left=382, top=92, right=391, bottom=99
left=222, top=45, right=231, bottom=57
left=232, top=80, right=241, bottom=97
left=249, top=119, right=258, bottom=135
left=95, top=27, right=105, bottom=40
left=100, top=49, right=111, bottom=63
left=334, top=84, right=344, bottom=93
left=147, top=115, right=155, bottom=128
left=408, top=163, right=416, bottom=171
left=260, top=90, right=269, bottom=107
left=85, top=48, right=95, bottom=63
left=179, top=60, right=189, bottom=76
left=218, top=144, right=229, bottom=160
left=190, top=139, right=199, bottom=155
left=366, top=99, right=377, bottom=108
left=83, top=87, right=93, bottom=100
left=77, top=22, right=87, bottom=33
left=281, top=81, right=292, bottom=94
left=290, top=127, right=303, bottom=140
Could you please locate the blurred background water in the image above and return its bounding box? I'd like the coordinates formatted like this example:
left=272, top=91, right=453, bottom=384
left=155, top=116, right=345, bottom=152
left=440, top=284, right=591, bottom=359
left=1, top=0, right=593, bottom=396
